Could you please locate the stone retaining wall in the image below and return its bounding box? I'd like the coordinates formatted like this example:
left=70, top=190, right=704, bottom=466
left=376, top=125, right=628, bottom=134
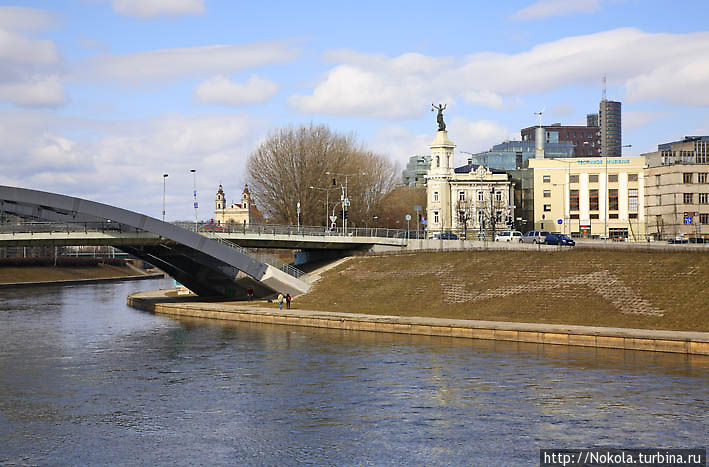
left=127, top=291, right=709, bottom=356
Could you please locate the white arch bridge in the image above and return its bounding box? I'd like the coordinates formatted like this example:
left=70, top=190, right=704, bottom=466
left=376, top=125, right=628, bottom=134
left=0, top=185, right=408, bottom=298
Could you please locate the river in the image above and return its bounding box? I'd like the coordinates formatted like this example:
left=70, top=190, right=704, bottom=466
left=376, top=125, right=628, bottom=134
left=0, top=280, right=707, bottom=465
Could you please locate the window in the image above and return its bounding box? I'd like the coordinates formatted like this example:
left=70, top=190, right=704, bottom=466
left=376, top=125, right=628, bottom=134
left=543, top=175, right=551, bottom=183
left=589, top=189, right=599, bottom=211
left=683, top=173, right=693, bottom=184
left=544, top=204, right=551, bottom=212
left=433, top=191, right=439, bottom=202
left=590, top=213, right=600, bottom=220
left=608, top=174, right=618, bottom=183
left=543, top=190, right=551, bottom=198
left=589, top=174, right=599, bottom=183
left=478, top=191, right=484, bottom=202
left=629, top=213, right=638, bottom=219
left=628, top=173, right=638, bottom=182
left=570, top=213, right=580, bottom=219
left=569, top=190, right=580, bottom=211
left=609, top=189, right=618, bottom=211
left=569, top=174, right=579, bottom=183
left=699, top=173, right=708, bottom=184
left=495, top=191, right=502, bottom=202
left=436, top=156, right=440, bottom=168
left=656, top=195, right=662, bottom=206
left=459, top=191, right=465, bottom=201
left=701, top=213, right=709, bottom=224
left=656, top=174, right=661, bottom=185
left=433, top=211, right=439, bottom=224
left=700, top=193, right=709, bottom=204
left=684, top=193, right=693, bottom=204
left=628, top=189, right=638, bottom=212
left=478, top=210, right=484, bottom=224
left=609, top=213, right=619, bottom=219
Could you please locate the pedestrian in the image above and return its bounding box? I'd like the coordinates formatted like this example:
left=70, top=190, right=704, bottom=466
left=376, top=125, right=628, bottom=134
left=277, top=293, right=284, bottom=310
left=247, top=288, right=254, bottom=301
left=286, top=293, right=291, bottom=309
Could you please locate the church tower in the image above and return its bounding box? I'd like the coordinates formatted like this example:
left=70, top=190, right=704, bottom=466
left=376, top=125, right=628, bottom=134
left=216, top=184, right=226, bottom=211
left=241, top=185, right=251, bottom=223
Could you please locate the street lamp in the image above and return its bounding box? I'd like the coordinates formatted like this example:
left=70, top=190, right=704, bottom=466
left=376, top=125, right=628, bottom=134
left=162, top=173, right=168, bottom=222
left=325, top=171, right=367, bottom=235
left=190, top=169, right=198, bottom=227
left=309, top=185, right=338, bottom=228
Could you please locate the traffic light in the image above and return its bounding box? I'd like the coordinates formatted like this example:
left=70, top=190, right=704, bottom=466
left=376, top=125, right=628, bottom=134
left=343, top=210, right=349, bottom=220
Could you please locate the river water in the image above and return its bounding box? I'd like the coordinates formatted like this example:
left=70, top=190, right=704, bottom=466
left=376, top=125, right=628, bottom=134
left=0, top=279, right=707, bottom=465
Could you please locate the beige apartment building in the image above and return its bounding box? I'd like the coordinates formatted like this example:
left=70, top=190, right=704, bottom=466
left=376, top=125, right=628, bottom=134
left=643, top=136, right=709, bottom=240
left=528, top=156, right=646, bottom=240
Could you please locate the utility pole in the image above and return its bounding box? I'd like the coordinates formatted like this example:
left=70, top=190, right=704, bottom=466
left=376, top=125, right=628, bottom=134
left=190, top=169, right=198, bottom=227
left=162, top=173, right=168, bottom=222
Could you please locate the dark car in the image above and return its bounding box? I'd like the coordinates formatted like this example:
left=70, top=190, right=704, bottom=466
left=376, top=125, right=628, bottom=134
left=545, top=233, right=575, bottom=246
left=433, top=232, right=458, bottom=240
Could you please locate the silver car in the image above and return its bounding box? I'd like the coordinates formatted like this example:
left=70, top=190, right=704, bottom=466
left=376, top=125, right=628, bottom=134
left=521, top=230, right=550, bottom=244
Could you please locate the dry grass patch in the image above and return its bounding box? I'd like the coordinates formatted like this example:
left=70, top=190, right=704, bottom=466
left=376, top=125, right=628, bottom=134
left=0, top=265, right=141, bottom=284
left=295, top=249, right=709, bottom=332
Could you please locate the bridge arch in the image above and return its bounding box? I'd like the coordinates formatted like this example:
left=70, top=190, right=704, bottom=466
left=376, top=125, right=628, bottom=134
left=0, top=185, right=309, bottom=297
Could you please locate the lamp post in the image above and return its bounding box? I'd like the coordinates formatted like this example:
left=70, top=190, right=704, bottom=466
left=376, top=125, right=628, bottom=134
left=162, top=173, right=168, bottom=222
left=325, top=171, right=366, bottom=235
left=190, top=169, right=198, bottom=228
left=309, top=185, right=338, bottom=228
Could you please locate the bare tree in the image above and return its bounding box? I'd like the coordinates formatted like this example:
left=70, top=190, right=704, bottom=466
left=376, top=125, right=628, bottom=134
left=246, top=124, right=397, bottom=226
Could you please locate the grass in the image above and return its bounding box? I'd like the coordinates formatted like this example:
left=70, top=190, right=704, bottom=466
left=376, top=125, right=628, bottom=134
left=293, top=249, right=709, bottom=332
left=0, top=264, right=143, bottom=284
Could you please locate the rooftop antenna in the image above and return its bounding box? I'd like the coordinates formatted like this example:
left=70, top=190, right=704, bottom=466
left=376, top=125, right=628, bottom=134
left=602, top=75, right=607, bottom=101
left=534, top=106, right=545, bottom=127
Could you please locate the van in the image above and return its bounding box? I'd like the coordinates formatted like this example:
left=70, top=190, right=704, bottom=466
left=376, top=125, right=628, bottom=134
left=494, top=230, right=523, bottom=242
left=521, top=230, right=550, bottom=244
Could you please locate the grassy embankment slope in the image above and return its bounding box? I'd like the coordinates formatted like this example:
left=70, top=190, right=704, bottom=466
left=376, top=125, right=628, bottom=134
left=295, top=249, right=709, bottom=332
left=0, top=264, right=145, bottom=284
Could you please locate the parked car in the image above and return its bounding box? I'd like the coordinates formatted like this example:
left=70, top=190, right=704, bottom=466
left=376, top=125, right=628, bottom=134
left=199, top=223, right=226, bottom=232
left=545, top=233, right=576, bottom=246
left=433, top=232, right=458, bottom=240
left=394, top=231, right=422, bottom=239
left=494, top=230, right=523, bottom=242
left=667, top=237, right=689, bottom=244
left=520, top=230, right=550, bottom=244
left=689, top=237, right=706, bottom=244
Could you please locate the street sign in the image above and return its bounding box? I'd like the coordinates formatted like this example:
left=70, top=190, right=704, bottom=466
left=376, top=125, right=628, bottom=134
left=414, top=205, right=422, bottom=212
left=329, top=216, right=337, bottom=223
left=405, top=214, right=412, bottom=221
left=557, top=219, right=563, bottom=225
left=684, top=216, right=693, bottom=225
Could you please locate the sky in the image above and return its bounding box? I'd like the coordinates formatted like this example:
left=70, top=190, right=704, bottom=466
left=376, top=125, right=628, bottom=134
left=1, top=0, right=709, bottom=221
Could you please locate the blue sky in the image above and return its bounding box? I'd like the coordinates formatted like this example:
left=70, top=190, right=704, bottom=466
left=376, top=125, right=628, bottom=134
left=1, top=0, right=708, bottom=220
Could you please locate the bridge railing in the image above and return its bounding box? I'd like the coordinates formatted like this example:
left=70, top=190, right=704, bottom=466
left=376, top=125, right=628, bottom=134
left=0, top=221, right=145, bottom=234
left=173, top=221, right=406, bottom=239
left=204, top=234, right=306, bottom=279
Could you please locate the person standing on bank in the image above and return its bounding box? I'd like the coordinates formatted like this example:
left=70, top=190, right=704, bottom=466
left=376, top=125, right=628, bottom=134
left=286, top=294, right=291, bottom=309
left=247, top=288, right=254, bottom=301
left=277, top=293, right=284, bottom=310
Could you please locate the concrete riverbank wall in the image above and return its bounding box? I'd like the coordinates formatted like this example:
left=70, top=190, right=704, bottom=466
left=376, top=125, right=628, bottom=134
left=127, top=290, right=709, bottom=356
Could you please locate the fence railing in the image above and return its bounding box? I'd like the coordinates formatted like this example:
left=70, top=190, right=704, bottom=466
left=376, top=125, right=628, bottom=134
left=204, top=234, right=305, bottom=279
left=172, top=221, right=406, bottom=239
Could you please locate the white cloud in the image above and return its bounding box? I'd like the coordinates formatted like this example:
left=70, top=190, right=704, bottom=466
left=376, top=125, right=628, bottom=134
left=0, top=76, right=67, bottom=107
left=196, top=75, right=279, bottom=106
left=81, top=41, right=298, bottom=83
left=512, top=0, right=603, bottom=20
left=110, top=0, right=205, bottom=19
left=0, top=12, right=66, bottom=108
left=290, top=28, right=709, bottom=119
left=0, top=6, right=57, bottom=32
left=448, top=117, right=516, bottom=155
left=622, top=110, right=667, bottom=131
left=0, top=27, right=59, bottom=65
left=0, top=111, right=268, bottom=219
